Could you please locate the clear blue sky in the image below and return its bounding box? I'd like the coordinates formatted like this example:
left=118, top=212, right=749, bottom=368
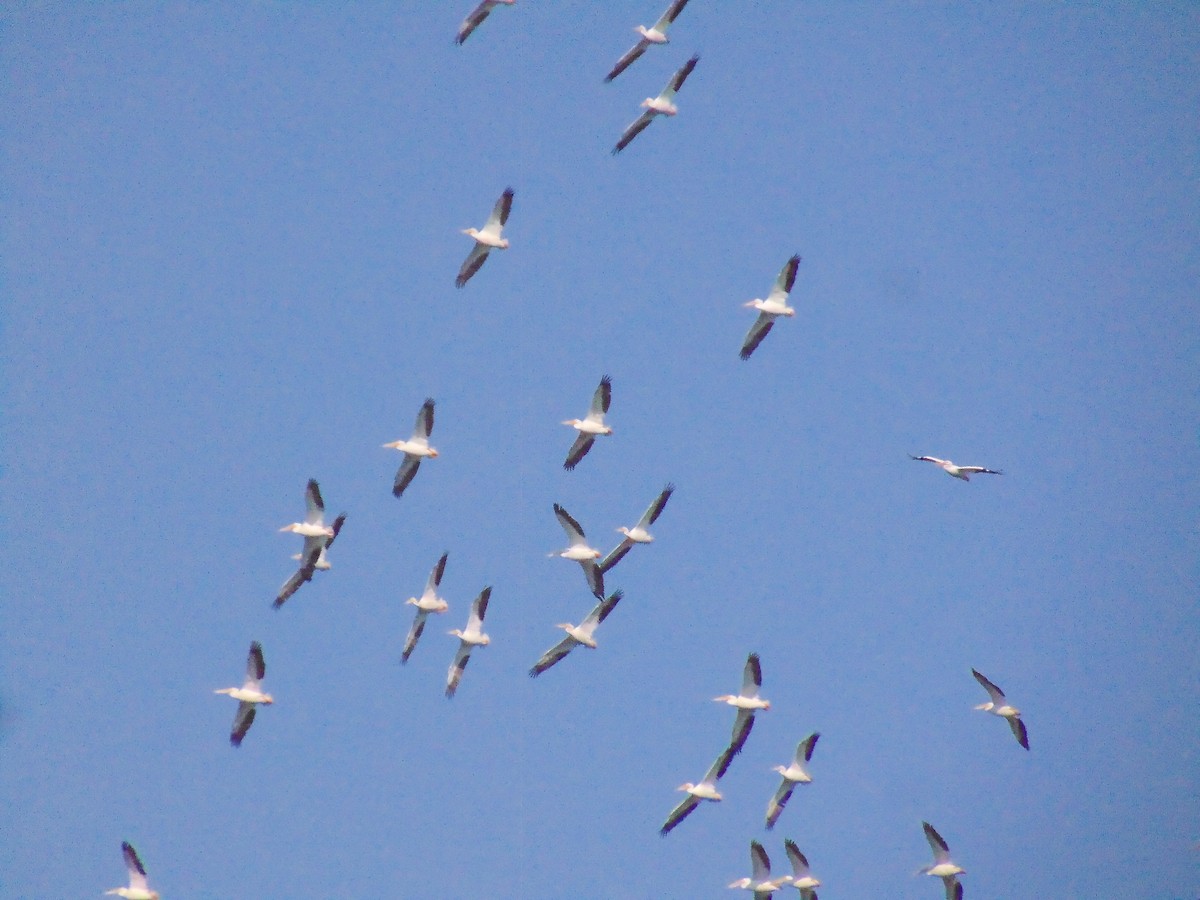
left=4, top=3, right=1198, bottom=897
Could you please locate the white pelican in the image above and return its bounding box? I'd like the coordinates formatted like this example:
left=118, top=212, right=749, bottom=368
left=782, top=840, right=821, bottom=899
left=275, top=512, right=345, bottom=610
left=715, top=652, right=770, bottom=756
left=920, top=821, right=965, bottom=899
left=604, top=0, right=692, bottom=83
left=562, top=374, right=613, bottom=470
left=456, top=187, right=513, bottom=287
left=765, top=732, right=820, bottom=830
left=529, top=590, right=623, bottom=677
left=600, top=483, right=674, bottom=574
left=279, top=478, right=335, bottom=542
left=659, top=744, right=735, bottom=835
left=106, top=841, right=159, bottom=900
left=401, top=552, right=450, bottom=664
left=972, top=668, right=1029, bottom=750
left=214, top=641, right=274, bottom=747
left=445, top=586, right=492, bottom=698
left=612, top=54, right=699, bottom=154
left=455, top=0, right=514, bottom=45
left=384, top=398, right=438, bottom=498
left=740, top=254, right=801, bottom=360
left=551, top=503, right=605, bottom=598
left=729, top=840, right=785, bottom=897
left=909, top=455, right=1002, bottom=481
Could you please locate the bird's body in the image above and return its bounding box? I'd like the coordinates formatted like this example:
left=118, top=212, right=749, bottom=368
left=612, top=55, right=699, bottom=154
left=276, top=503, right=345, bottom=609
left=604, top=0, right=691, bottom=82
left=910, top=455, right=1002, bottom=481
left=921, top=821, right=966, bottom=893
left=766, top=732, right=820, bottom=829
left=455, top=0, right=513, bottom=45
left=529, top=590, right=623, bottom=677
left=552, top=503, right=605, bottom=598
left=457, top=188, right=513, bottom=287
left=279, top=478, right=335, bottom=542
left=600, top=483, right=674, bottom=573
left=740, top=255, right=801, bottom=359
left=782, top=840, right=821, bottom=898
left=715, top=652, right=770, bottom=756
left=563, top=375, right=613, bottom=470
left=445, top=587, right=492, bottom=697
left=402, top=553, right=450, bottom=664
left=972, top=668, right=1029, bottom=749
left=660, top=745, right=735, bottom=835
left=384, top=398, right=438, bottom=498
left=729, top=840, right=785, bottom=897
left=106, top=841, right=159, bottom=900
left=214, top=641, right=273, bottom=747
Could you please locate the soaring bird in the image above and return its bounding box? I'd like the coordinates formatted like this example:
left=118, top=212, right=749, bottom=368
left=766, top=733, right=820, bottom=829
left=909, top=455, right=1002, bottom=481
left=714, top=652, right=770, bottom=756
left=600, top=483, right=674, bottom=573
left=384, top=398, right=438, bottom=498
left=529, top=590, right=623, bottom=677
left=740, top=254, right=801, bottom=360
left=612, top=54, right=699, bottom=154
left=729, top=840, right=785, bottom=898
left=455, top=0, right=514, bottom=45
left=920, top=821, right=966, bottom=899
left=782, top=840, right=821, bottom=899
left=551, top=503, right=605, bottom=598
left=445, top=586, right=492, bottom=698
left=456, top=187, right=514, bottom=287
left=604, top=0, right=692, bottom=83
left=971, top=668, right=1029, bottom=750
left=106, top=841, right=159, bottom=900
left=401, top=552, right=450, bottom=664
left=563, top=375, right=613, bottom=470
left=659, top=744, right=735, bottom=835
left=214, top=641, right=274, bottom=747
left=275, top=512, right=345, bottom=610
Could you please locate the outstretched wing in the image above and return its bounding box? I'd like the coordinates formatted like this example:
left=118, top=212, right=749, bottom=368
left=122, top=841, right=150, bottom=889
left=971, top=668, right=1007, bottom=706
left=230, top=701, right=257, bottom=747
left=488, top=187, right=514, bottom=229
left=563, top=433, right=595, bottom=470
left=401, top=611, right=429, bottom=665
left=554, top=503, right=587, bottom=544
left=613, top=110, right=655, bottom=154
left=591, top=375, right=612, bottom=416
left=413, top=398, right=435, bottom=441
left=455, top=1, right=493, bottom=44
left=739, top=312, right=775, bottom=360
left=655, top=0, right=691, bottom=29
left=529, top=635, right=576, bottom=677
left=581, top=558, right=605, bottom=599
left=1009, top=716, right=1030, bottom=750
left=639, top=483, right=675, bottom=528
left=304, top=478, right=325, bottom=524
left=766, top=778, right=797, bottom=830
left=599, top=537, right=634, bottom=574
left=274, top=547, right=318, bottom=609
left=769, top=254, right=801, bottom=302
left=456, top=243, right=491, bottom=288
left=923, top=821, right=951, bottom=862
left=661, top=53, right=698, bottom=98
left=729, top=707, right=756, bottom=756
left=392, top=455, right=421, bottom=498
left=659, top=794, right=700, bottom=836
left=604, top=40, right=648, bottom=83
left=445, top=643, right=473, bottom=697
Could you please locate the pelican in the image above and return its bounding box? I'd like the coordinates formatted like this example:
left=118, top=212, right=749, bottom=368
left=401, top=552, right=450, bottom=664
left=551, top=503, right=605, bottom=598
left=740, top=254, right=801, bottom=360
left=275, top=512, right=345, bottom=609
left=659, top=744, right=735, bottom=835
left=384, top=398, right=438, bottom=498
left=766, top=732, right=820, bottom=829
left=445, top=586, right=492, bottom=698
left=715, top=652, right=770, bottom=756
left=920, top=821, right=965, bottom=899
left=604, top=0, right=692, bottom=83
left=456, top=187, right=513, bottom=287
left=562, top=374, right=613, bottom=470
left=612, top=54, right=699, bottom=154
left=279, top=478, right=335, bottom=542
left=909, top=455, right=1002, bottom=481
left=729, top=840, right=785, bottom=897
left=214, top=641, right=273, bottom=747
left=600, top=483, right=674, bottom=573
left=106, top=841, right=159, bottom=900
left=455, top=0, right=514, bottom=45
left=782, top=840, right=821, bottom=899
left=972, top=668, right=1029, bottom=750
left=529, top=590, right=623, bottom=677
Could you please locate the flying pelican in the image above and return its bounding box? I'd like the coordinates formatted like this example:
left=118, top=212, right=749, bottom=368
left=715, top=652, right=770, bottom=756
left=384, top=398, right=438, bottom=498
left=971, top=668, right=1029, bottom=750
left=600, top=483, right=674, bottom=573
left=445, top=586, right=492, bottom=698
left=740, top=254, right=801, bottom=360
left=909, top=455, right=1002, bottom=481
left=659, top=744, right=735, bottom=835
left=529, top=590, right=623, bottom=677
left=456, top=187, right=513, bottom=287
left=562, top=375, right=613, bottom=470
left=612, top=54, right=699, bottom=154
left=275, top=512, right=345, bottom=609
left=279, top=478, right=335, bottom=542
left=729, top=840, right=786, bottom=897
left=551, top=503, right=605, bottom=598
left=604, top=0, right=692, bottom=83
left=401, top=552, right=450, bottom=664
left=782, top=840, right=821, bottom=899
left=766, top=732, right=820, bottom=829
left=214, top=641, right=274, bottom=747
left=920, top=821, right=965, bottom=899
left=455, top=0, right=514, bottom=45
left=106, top=841, right=159, bottom=900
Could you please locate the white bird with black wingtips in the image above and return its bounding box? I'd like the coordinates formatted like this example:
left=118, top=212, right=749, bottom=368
left=401, top=552, right=450, bottom=664
left=562, top=375, right=613, bottom=470
left=715, top=652, right=771, bottom=756
left=766, top=732, right=820, bottom=829
left=551, top=503, right=605, bottom=598
left=972, top=668, right=1029, bottom=750
left=455, top=0, right=514, bottom=45
left=781, top=840, right=821, bottom=899
left=660, top=744, right=735, bottom=835
left=529, top=590, right=623, bottom=677
left=729, top=840, right=786, bottom=898
left=604, top=0, right=692, bottom=83
left=456, top=187, right=513, bottom=287
left=909, top=455, right=1002, bottom=481
left=920, top=821, right=965, bottom=899
left=214, top=641, right=274, bottom=747
left=601, top=483, right=674, bottom=574
left=384, top=398, right=438, bottom=498
left=445, top=587, right=492, bottom=698
left=612, top=55, right=699, bottom=154
left=106, top=841, right=159, bottom=900
left=740, top=255, right=801, bottom=360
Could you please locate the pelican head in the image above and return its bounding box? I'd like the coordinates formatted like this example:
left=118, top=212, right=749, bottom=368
left=461, top=227, right=480, bottom=239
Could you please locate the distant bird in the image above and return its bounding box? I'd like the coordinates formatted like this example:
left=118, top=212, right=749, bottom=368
left=740, top=254, right=801, bottom=360
left=920, top=821, right=965, bottom=899
left=715, top=652, right=770, bottom=756
left=766, top=732, right=820, bottom=829
left=729, top=840, right=784, bottom=897
left=909, top=455, right=1002, bottom=481
left=384, top=398, right=438, bottom=498
left=279, top=478, right=335, bottom=543
left=106, top=841, right=159, bottom=900
left=456, top=187, right=513, bottom=287
left=529, top=590, right=623, bottom=677
left=214, top=641, right=274, bottom=747
left=612, top=54, right=699, bottom=154
left=562, top=375, right=613, bottom=470
left=445, top=586, right=492, bottom=698
left=455, top=0, right=514, bottom=45
left=660, top=744, right=735, bottom=835
left=401, top=552, right=450, bottom=664
left=551, top=503, right=605, bottom=598
left=971, top=668, right=1029, bottom=750
left=782, top=840, right=821, bottom=899
left=275, top=512, right=345, bottom=610
left=600, top=483, right=674, bottom=573
left=604, top=0, right=692, bottom=83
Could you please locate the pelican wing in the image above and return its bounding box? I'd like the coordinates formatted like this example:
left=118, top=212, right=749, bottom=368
left=599, top=537, right=634, bottom=574
left=455, top=0, right=495, bottom=45
left=563, top=433, right=595, bottom=470
left=401, top=611, right=429, bottom=664
left=750, top=840, right=772, bottom=882
left=612, top=109, right=655, bottom=154
left=529, top=635, right=576, bottom=677
left=971, top=668, right=1007, bottom=706
left=445, top=643, right=473, bottom=697
left=704, top=743, right=736, bottom=784
left=739, top=312, right=775, bottom=360
left=412, top=397, right=435, bottom=441
left=959, top=465, right=1002, bottom=475
left=923, top=821, right=952, bottom=863
left=638, top=483, right=675, bottom=528
left=484, top=186, right=514, bottom=232
left=654, top=0, right=691, bottom=29
left=554, top=503, right=588, bottom=545
left=944, top=875, right=963, bottom=900
left=581, top=558, right=605, bottom=599
left=121, top=842, right=150, bottom=889
left=765, top=777, right=797, bottom=830
left=392, top=455, right=421, bottom=498
left=659, top=53, right=698, bottom=100
left=729, top=707, right=756, bottom=756
left=742, top=652, right=763, bottom=696
left=325, top=513, right=347, bottom=550
left=769, top=254, right=802, bottom=302
left=230, top=701, right=257, bottom=747
left=246, top=641, right=266, bottom=683
left=784, top=839, right=811, bottom=878
left=590, top=374, right=612, bottom=417
left=304, top=478, right=325, bottom=525
left=591, top=589, right=623, bottom=627
left=426, top=551, right=449, bottom=594
left=274, top=547, right=319, bottom=609
left=909, top=454, right=945, bottom=465
left=456, top=243, right=491, bottom=288
left=1009, top=715, right=1030, bottom=750
left=659, top=794, right=699, bottom=836
left=604, top=40, right=649, bottom=83
left=469, top=586, right=492, bottom=630
left=799, top=731, right=820, bottom=763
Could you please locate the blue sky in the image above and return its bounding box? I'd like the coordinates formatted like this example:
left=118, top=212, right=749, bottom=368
left=3, top=2, right=1198, bottom=897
